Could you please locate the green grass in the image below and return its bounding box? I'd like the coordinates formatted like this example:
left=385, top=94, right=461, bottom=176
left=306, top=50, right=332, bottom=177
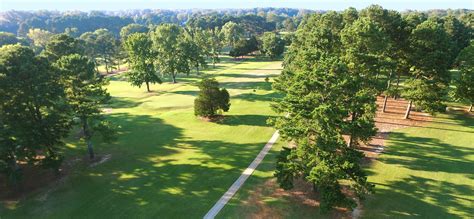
left=219, top=110, right=474, bottom=218
left=362, top=112, right=474, bottom=218
left=0, top=57, right=283, bottom=218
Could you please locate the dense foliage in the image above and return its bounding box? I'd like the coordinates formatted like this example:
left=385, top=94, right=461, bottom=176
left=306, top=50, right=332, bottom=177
left=272, top=5, right=472, bottom=213
left=0, top=45, right=71, bottom=181
left=453, top=42, right=474, bottom=111
left=194, top=78, right=230, bottom=117
left=124, top=33, right=161, bottom=91
left=260, top=32, right=286, bottom=59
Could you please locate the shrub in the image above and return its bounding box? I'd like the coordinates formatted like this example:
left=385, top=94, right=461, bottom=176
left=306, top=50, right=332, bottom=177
left=194, top=78, right=231, bottom=117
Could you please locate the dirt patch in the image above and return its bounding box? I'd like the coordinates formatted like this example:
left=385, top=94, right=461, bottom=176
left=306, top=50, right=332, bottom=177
left=359, top=96, right=432, bottom=160
left=243, top=178, right=351, bottom=219
left=199, top=115, right=226, bottom=122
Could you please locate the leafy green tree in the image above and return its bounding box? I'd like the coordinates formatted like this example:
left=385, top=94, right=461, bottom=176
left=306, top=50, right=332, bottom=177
left=0, top=45, right=71, bottom=177
left=260, top=32, right=285, bottom=59
left=340, top=16, right=389, bottom=147
left=453, top=42, right=474, bottom=112
left=55, top=54, right=116, bottom=159
left=43, top=34, right=84, bottom=62
left=403, top=19, right=452, bottom=119
left=124, top=33, right=162, bottom=92
left=352, top=7, right=409, bottom=112
left=120, top=23, right=149, bottom=40
left=221, top=21, right=244, bottom=48
left=194, top=78, right=230, bottom=117
left=272, top=57, right=373, bottom=213
left=79, top=29, right=118, bottom=74
left=442, top=15, right=471, bottom=66
left=79, top=31, right=99, bottom=68
left=283, top=18, right=296, bottom=31
left=151, top=24, right=190, bottom=83
left=94, top=29, right=119, bottom=74
left=206, top=28, right=224, bottom=68
left=183, top=29, right=207, bottom=74
left=229, top=36, right=259, bottom=59
left=342, top=7, right=359, bottom=25
left=26, top=28, right=54, bottom=53
left=0, top=32, right=20, bottom=47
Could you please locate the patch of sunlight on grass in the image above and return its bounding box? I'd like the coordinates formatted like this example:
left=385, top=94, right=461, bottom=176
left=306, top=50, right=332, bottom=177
left=162, top=187, right=184, bottom=195
left=118, top=173, right=139, bottom=180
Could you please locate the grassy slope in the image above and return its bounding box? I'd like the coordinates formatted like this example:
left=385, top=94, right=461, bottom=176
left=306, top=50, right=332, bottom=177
left=220, top=111, right=474, bottom=218
left=362, top=112, right=474, bottom=218
left=0, top=57, right=282, bottom=218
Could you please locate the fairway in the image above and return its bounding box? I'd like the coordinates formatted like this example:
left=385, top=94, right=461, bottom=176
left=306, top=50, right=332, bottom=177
left=0, top=58, right=282, bottom=218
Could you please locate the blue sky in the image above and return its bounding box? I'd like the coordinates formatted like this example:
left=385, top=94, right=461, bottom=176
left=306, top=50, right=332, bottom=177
left=1, top=0, right=472, bottom=11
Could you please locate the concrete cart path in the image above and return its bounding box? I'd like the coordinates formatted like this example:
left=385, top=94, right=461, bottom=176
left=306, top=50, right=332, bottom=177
left=203, top=130, right=280, bottom=219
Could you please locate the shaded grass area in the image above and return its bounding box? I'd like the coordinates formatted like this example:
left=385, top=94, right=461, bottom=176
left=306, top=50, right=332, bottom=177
left=362, top=112, right=474, bottom=218
left=0, top=57, right=283, bottom=217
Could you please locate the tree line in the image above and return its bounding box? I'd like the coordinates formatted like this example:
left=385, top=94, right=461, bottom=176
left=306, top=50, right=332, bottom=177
left=123, top=22, right=286, bottom=90
left=0, top=8, right=310, bottom=37
left=272, top=5, right=472, bottom=213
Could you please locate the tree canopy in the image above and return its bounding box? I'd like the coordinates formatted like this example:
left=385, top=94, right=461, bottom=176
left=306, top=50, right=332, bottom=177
left=194, top=78, right=230, bottom=118
left=124, top=32, right=161, bottom=91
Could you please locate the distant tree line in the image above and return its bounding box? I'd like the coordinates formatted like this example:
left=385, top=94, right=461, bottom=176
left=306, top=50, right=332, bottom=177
left=0, top=8, right=313, bottom=37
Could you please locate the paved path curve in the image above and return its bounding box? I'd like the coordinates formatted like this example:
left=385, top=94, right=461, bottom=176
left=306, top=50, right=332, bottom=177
left=203, top=131, right=280, bottom=219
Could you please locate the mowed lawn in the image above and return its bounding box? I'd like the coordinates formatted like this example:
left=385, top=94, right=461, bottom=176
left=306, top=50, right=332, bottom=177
left=0, top=57, right=282, bottom=218
left=219, top=110, right=474, bottom=218
left=362, top=111, right=474, bottom=218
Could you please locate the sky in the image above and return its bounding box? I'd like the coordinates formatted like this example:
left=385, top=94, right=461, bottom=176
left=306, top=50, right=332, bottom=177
left=0, top=0, right=472, bottom=11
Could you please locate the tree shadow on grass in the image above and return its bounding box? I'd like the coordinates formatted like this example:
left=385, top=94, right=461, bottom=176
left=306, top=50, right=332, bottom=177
left=217, top=114, right=277, bottom=127
left=108, top=97, right=146, bottom=109
left=215, top=73, right=280, bottom=79
left=1, top=111, right=277, bottom=218
left=380, top=133, right=474, bottom=175
left=365, top=175, right=473, bottom=218
left=220, top=81, right=272, bottom=91
left=169, top=90, right=199, bottom=97
left=233, top=92, right=283, bottom=102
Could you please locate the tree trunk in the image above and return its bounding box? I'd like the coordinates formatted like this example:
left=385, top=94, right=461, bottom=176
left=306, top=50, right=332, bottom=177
left=196, top=66, right=199, bottom=75
left=382, top=95, right=389, bottom=113
left=172, top=73, right=177, bottom=83
left=469, top=103, right=473, bottom=112
left=8, top=154, right=20, bottom=186
left=383, top=73, right=392, bottom=113
left=394, top=73, right=401, bottom=100
left=104, top=55, right=109, bottom=74
left=146, top=81, right=150, bottom=92
left=404, top=101, right=412, bottom=119
left=82, top=118, right=94, bottom=159
left=348, top=112, right=357, bottom=147
left=87, top=139, right=94, bottom=159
